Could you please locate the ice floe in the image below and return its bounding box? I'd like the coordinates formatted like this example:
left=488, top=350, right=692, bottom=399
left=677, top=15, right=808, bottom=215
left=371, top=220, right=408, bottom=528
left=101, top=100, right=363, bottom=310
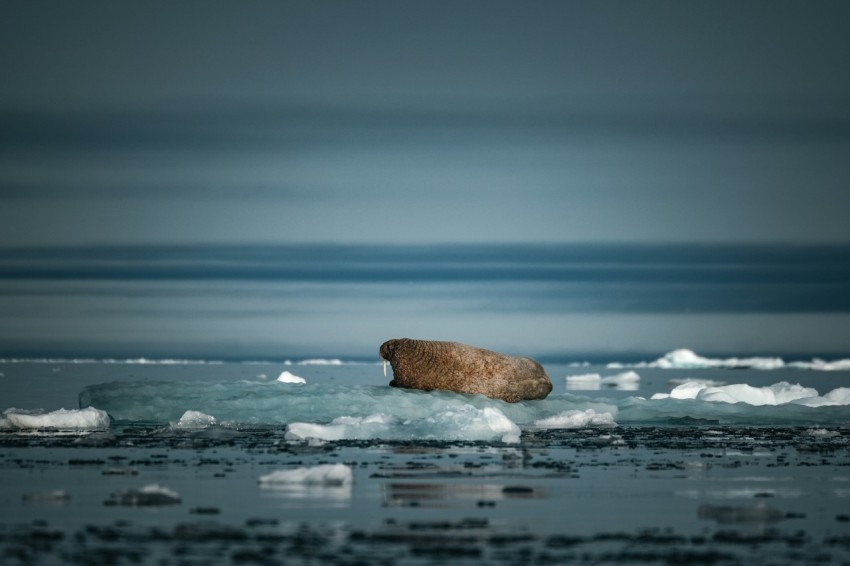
left=607, top=348, right=850, bottom=371
left=285, top=359, right=345, bottom=366
left=534, top=409, right=617, bottom=428
left=651, top=380, right=850, bottom=407
left=172, top=410, right=217, bottom=429
left=789, top=359, right=850, bottom=371
left=277, top=370, right=306, bottom=384
left=0, top=407, right=109, bottom=430
left=285, top=405, right=521, bottom=444
left=566, top=371, right=640, bottom=390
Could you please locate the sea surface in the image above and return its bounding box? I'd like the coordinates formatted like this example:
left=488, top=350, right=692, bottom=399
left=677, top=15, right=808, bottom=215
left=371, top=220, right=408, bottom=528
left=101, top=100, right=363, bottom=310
left=2, top=350, right=850, bottom=564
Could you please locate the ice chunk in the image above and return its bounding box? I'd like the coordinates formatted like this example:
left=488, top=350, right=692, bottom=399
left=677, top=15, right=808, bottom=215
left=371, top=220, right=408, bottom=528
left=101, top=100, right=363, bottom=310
left=285, top=422, right=347, bottom=441
left=652, top=349, right=785, bottom=370
left=769, top=382, right=820, bottom=404
left=789, top=358, right=850, bottom=371
left=285, top=413, right=393, bottom=442
left=424, top=406, right=521, bottom=444
left=653, top=381, right=820, bottom=406
left=796, top=387, right=850, bottom=407
left=824, top=387, right=850, bottom=404
left=297, top=359, right=344, bottom=366
left=277, top=370, right=306, bottom=384
left=565, top=371, right=639, bottom=391
left=258, top=464, right=353, bottom=486
left=104, top=484, right=181, bottom=506
left=672, top=381, right=716, bottom=399
left=173, top=410, right=217, bottom=429
left=2, top=407, right=109, bottom=430
left=285, top=406, right=521, bottom=444
left=534, top=409, right=617, bottom=428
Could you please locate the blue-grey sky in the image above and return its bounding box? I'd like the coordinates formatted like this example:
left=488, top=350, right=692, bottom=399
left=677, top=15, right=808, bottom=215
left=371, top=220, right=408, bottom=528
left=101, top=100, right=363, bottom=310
left=2, top=0, right=849, bottom=246
left=1, top=1, right=849, bottom=359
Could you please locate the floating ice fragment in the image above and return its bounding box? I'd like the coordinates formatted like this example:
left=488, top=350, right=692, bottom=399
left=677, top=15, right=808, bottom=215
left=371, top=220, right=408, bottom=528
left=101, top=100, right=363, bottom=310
left=565, top=371, right=640, bottom=391
left=285, top=406, right=521, bottom=444
left=796, top=387, right=850, bottom=407
left=534, top=409, right=617, bottom=429
left=173, top=410, right=217, bottom=429
left=788, top=358, right=850, bottom=371
left=285, top=413, right=393, bottom=442
left=104, top=484, right=181, bottom=506
left=258, top=464, right=353, bottom=486
left=824, top=388, right=850, bottom=404
left=286, top=422, right=347, bottom=441
left=565, top=373, right=602, bottom=383
left=297, top=359, right=344, bottom=366
left=2, top=407, right=109, bottom=430
left=277, top=370, right=306, bottom=384
left=650, top=380, right=847, bottom=407
left=653, top=349, right=785, bottom=370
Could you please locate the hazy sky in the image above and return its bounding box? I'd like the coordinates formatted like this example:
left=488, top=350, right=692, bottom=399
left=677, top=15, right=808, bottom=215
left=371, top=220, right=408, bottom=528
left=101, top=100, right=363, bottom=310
left=2, top=0, right=849, bottom=247
left=1, top=1, right=849, bottom=359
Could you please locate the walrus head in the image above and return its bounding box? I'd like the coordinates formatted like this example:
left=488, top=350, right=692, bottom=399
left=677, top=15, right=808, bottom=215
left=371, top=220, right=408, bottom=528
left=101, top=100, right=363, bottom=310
left=379, top=338, right=406, bottom=383
left=379, top=339, right=398, bottom=362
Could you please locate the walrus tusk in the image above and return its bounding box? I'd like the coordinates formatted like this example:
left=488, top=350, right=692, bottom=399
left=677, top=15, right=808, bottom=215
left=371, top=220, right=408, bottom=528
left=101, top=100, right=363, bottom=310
left=383, top=359, right=387, bottom=377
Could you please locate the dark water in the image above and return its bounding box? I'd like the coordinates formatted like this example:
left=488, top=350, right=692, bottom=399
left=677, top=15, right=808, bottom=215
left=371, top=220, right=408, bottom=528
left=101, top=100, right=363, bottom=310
left=2, top=243, right=850, bottom=361
left=2, top=360, right=850, bottom=564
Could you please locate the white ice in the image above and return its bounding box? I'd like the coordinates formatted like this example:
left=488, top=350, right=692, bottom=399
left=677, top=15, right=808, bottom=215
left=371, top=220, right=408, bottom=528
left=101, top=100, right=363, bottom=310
left=277, top=370, right=306, bottom=384
left=789, top=359, right=850, bottom=371
left=534, top=408, right=617, bottom=428
left=1, top=407, right=109, bottom=430
left=608, top=348, right=850, bottom=371
left=258, top=464, right=353, bottom=486
left=285, top=405, right=521, bottom=444
left=138, top=484, right=180, bottom=499
left=173, top=410, right=217, bottom=429
left=651, top=380, right=850, bottom=407
left=650, top=349, right=785, bottom=370
left=566, top=371, right=639, bottom=390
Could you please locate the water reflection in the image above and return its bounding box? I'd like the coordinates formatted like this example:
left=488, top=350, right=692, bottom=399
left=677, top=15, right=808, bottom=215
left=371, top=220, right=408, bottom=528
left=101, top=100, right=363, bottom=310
left=259, top=484, right=353, bottom=507
left=698, top=502, right=784, bottom=525
left=383, top=483, right=546, bottom=507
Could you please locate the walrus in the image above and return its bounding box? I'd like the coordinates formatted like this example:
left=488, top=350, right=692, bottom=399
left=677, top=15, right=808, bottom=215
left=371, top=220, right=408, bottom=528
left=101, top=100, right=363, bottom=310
left=379, top=338, right=552, bottom=402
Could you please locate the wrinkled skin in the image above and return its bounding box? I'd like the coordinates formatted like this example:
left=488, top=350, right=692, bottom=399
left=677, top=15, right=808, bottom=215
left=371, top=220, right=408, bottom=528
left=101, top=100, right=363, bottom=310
left=379, top=338, right=552, bottom=403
